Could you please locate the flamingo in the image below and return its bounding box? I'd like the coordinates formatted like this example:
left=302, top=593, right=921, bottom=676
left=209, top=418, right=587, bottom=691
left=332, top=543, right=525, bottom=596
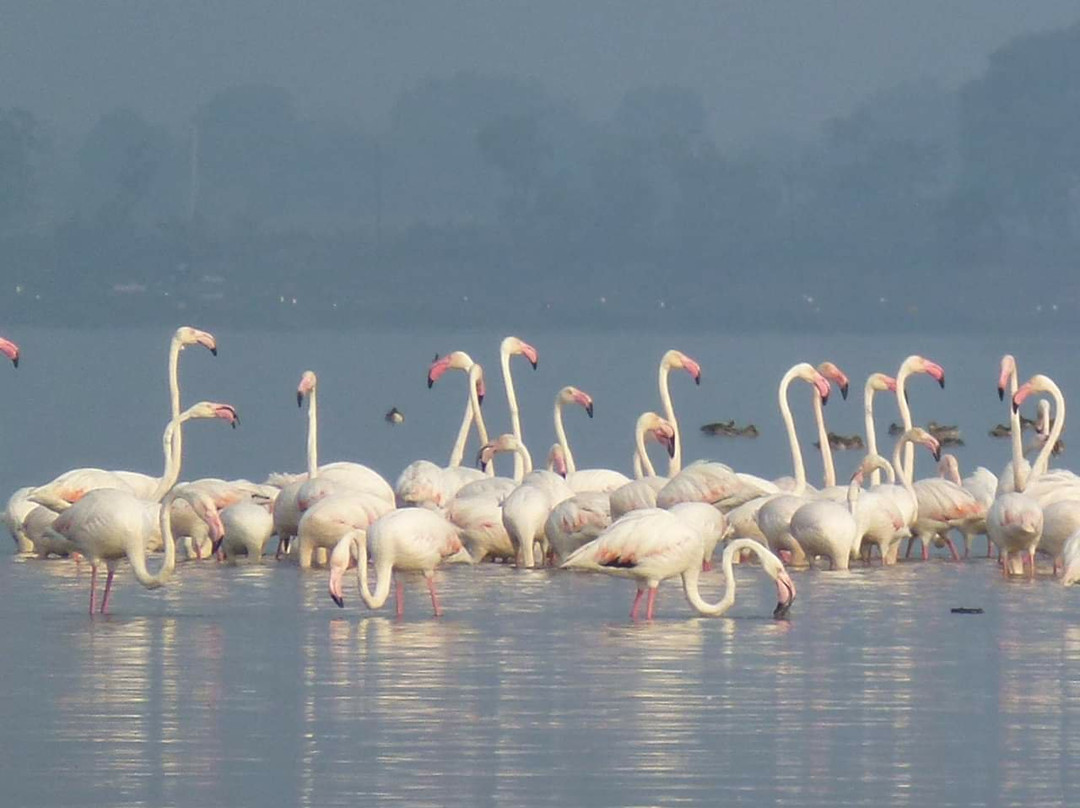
left=396, top=356, right=489, bottom=509
left=46, top=401, right=236, bottom=612
left=938, top=455, right=996, bottom=558
left=657, top=349, right=702, bottom=476
left=609, top=412, right=676, bottom=519
left=811, top=361, right=851, bottom=492
left=850, top=454, right=909, bottom=564
left=49, top=485, right=223, bottom=614
left=497, top=336, right=539, bottom=480
left=862, top=372, right=897, bottom=486
left=551, top=385, right=631, bottom=494
left=327, top=509, right=463, bottom=617
left=1061, top=530, right=1080, bottom=585
left=561, top=509, right=795, bottom=620
left=895, top=355, right=946, bottom=483
left=752, top=363, right=833, bottom=565
left=497, top=434, right=574, bottom=567
left=789, top=468, right=863, bottom=571
left=218, top=500, right=275, bottom=562
left=27, top=326, right=217, bottom=511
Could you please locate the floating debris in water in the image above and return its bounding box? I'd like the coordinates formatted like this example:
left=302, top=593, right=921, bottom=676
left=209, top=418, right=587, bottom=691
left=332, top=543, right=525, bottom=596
left=950, top=607, right=984, bottom=614
left=385, top=407, right=404, bottom=425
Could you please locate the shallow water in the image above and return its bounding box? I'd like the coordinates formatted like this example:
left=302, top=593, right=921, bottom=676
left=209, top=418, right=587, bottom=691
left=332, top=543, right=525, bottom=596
left=2, top=326, right=1080, bottom=806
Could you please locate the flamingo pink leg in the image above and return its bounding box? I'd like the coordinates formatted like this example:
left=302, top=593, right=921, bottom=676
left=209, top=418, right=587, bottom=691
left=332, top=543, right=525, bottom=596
left=1029, top=549, right=1037, bottom=580
left=920, top=541, right=929, bottom=561
left=88, top=566, right=97, bottom=614
left=630, top=588, right=645, bottom=620
left=100, top=569, right=115, bottom=614
left=987, top=539, right=995, bottom=559
left=702, top=560, right=713, bottom=572
left=395, top=578, right=405, bottom=618
left=645, top=587, right=658, bottom=620
left=426, top=576, right=443, bottom=617
left=945, top=538, right=961, bottom=562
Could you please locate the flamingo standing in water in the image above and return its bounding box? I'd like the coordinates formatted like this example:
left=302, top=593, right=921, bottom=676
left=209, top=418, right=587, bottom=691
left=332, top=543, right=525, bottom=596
left=327, top=508, right=463, bottom=617
left=562, top=509, right=795, bottom=620
left=608, top=412, right=677, bottom=520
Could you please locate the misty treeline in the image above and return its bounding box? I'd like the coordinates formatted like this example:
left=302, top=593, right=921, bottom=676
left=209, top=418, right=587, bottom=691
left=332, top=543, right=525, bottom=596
left=1, top=23, right=1078, bottom=329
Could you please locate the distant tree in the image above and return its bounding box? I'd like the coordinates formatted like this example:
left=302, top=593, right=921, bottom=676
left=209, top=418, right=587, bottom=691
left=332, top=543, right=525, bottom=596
left=0, top=107, right=45, bottom=231
left=955, top=23, right=1080, bottom=245
left=77, top=108, right=175, bottom=225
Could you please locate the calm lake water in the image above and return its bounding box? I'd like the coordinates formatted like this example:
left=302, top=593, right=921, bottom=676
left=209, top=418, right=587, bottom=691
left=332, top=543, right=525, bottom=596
left=2, top=325, right=1080, bottom=806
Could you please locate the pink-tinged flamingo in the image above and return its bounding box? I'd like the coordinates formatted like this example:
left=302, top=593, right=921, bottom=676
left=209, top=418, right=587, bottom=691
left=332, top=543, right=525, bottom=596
left=609, top=412, right=676, bottom=520
left=327, top=508, right=463, bottom=617
left=895, top=355, right=945, bottom=483
left=552, top=385, right=631, bottom=494
left=863, top=373, right=897, bottom=486
left=562, top=509, right=795, bottom=620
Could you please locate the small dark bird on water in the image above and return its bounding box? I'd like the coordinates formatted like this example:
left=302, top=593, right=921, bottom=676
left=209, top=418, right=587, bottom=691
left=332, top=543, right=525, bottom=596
left=813, top=432, right=865, bottom=451
left=701, top=420, right=758, bottom=438
left=385, top=407, right=404, bottom=425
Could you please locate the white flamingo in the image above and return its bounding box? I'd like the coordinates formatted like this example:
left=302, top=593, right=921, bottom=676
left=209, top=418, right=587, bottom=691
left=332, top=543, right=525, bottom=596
left=562, top=509, right=796, bottom=620
left=551, top=385, right=631, bottom=494
left=609, top=412, right=676, bottom=519
left=327, top=509, right=463, bottom=617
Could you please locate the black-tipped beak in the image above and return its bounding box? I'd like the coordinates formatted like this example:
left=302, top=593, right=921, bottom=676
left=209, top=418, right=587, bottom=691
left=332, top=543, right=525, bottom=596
left=231, top=416, right=239, bottom=429
left=427, top=375, right=435, bottom=389
left=998, top=386, right=1005, bottom=401
left=1012, top=400, right=1020, bottom=414
left=821, top=392, right=829, bottom=407
left=773, top=601, right=790, bottom=619
left=938, top=376, right=946, bottom=389
left=210, top=347, right=218, bottom=357
left=296, top=391, right=303, bottom=407
left=694, top=375, right=701, bottom=386
left=477, top=392, right=485, bottom=406
left=331, top=592, right=344, bottom=608
left=586, top=403, right=594, bottom=418
left=666, top=439, right=676, bottom=458
left=932, top=446, right=942, bottom=462
left=531, top=359, right=538, bottom=370
left=11, top=356, right=18, bottom=368
left=840, top=383, right=849, bottom=400
left=211, top=537, right=224, bottom=556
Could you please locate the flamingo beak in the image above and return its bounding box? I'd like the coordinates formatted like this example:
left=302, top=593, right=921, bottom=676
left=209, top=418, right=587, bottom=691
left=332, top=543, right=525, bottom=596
left=773, top=572, right=796, bottom=619
left=883, top=377, right=897, bottom=392
left=658, top=430, right=676, bottom=458
left=815, top=376, right=830, bottom=406
left=297, top=390, right=304, bottom=407
left=522, top=343, right=539, bottom=370
left=586, top=401, right=594, bottom=418
left=1012, top=383, right=1033, bottom=413
left=427, top=354, right=452, bottom=388
left=839, top=382, right=849, bottom=400
left=214, top=405, right=239, bottom=427
left=329, top=568, right=345, bottom=608
left=926, top=361, right=946, bottom=388
left=0, top=338, right=19, bottom=367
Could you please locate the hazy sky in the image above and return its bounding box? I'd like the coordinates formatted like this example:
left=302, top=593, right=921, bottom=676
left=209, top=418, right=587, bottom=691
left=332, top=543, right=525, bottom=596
left=3, top=1, right=1080, bottom=143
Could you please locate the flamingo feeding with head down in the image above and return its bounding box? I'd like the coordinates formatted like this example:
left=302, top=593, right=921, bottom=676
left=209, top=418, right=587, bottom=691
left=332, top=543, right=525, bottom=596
left=327, top=508, right=463, bottom=617
left=562, top=508, right=795, bottom=621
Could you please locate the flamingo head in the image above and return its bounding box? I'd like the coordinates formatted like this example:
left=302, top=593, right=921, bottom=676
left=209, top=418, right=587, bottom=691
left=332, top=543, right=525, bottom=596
left=867, top=373, right=896, bottom=393
left=184, top=491, right=224, bottom=553
left=560, top=386, right=594, bottom=418
left=476, top=433, right=519, bottom=470
left=663, top=349, right=702, bottom=385
left=796, top=363, right=830, bottom=405
left=1013, top=375, right=1055, bottom=413
left=427, top=350, right=474, bottom=388
left=546, top=444, right=568, bottom=477
left=0, top=337, right=19, bottom=367
left=818, top=362, right=849, bottom=400
left=176, top=326, right=218, bottom=356
left=860, top=453, right=892, bottom=480
left=937, top=454, right=961, bottom=484
left=903, top=427, right=941, bottom=462
left=652, top=422, right=676, bottom=458
left=327, top=534, right=358, bottom=608
left=503, top=336, right=539, bottom=369
left=773, top=567, right=797, bottom=619
left=183, top=401, right=240, bottom=428
left=297, top=370, right=317, bottom=407
left=903, top=355, right=945, bottom=388
left=998, top=354, right=1017, bottom=401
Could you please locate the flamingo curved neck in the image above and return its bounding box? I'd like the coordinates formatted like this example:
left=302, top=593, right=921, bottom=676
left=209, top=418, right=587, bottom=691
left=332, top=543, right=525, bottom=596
left=133, top=494, right=179, bottom=589
left=306, top=387, right=319, bottom=478
left=354, top=532, right=393, bottom=610
left=812, top=390, right=835, bottom=487
left=466, top=365, right=493, bottom=476
left=778, top=367, right=808, bottom=495
left=892, top=437, right=915, bottom=490
left=448, top=397, right=473, bottom=468
left=681, top=539, right=768, bottom=616
left=150, top=409, right=190, bottom=502
left=658, top=361, right=681, bottom=475
left=1031, top=380, right=1066, bottom=480
left=501, top=345, right=525, bottom=479
left=553, top=396, right=577, bottom=475
left=896, top=358, right=921, bottom=481
left=864, top=380, right=881, bottom=486
left=1006, top=363, right=1027, bottom=490
left=635, top=423, right=657, bottom=478
left=512, top=443, right=534, bottom=481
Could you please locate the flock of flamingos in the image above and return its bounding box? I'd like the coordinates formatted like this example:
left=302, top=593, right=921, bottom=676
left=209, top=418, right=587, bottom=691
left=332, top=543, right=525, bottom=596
left=2, top=327, right=1077, bottom=621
